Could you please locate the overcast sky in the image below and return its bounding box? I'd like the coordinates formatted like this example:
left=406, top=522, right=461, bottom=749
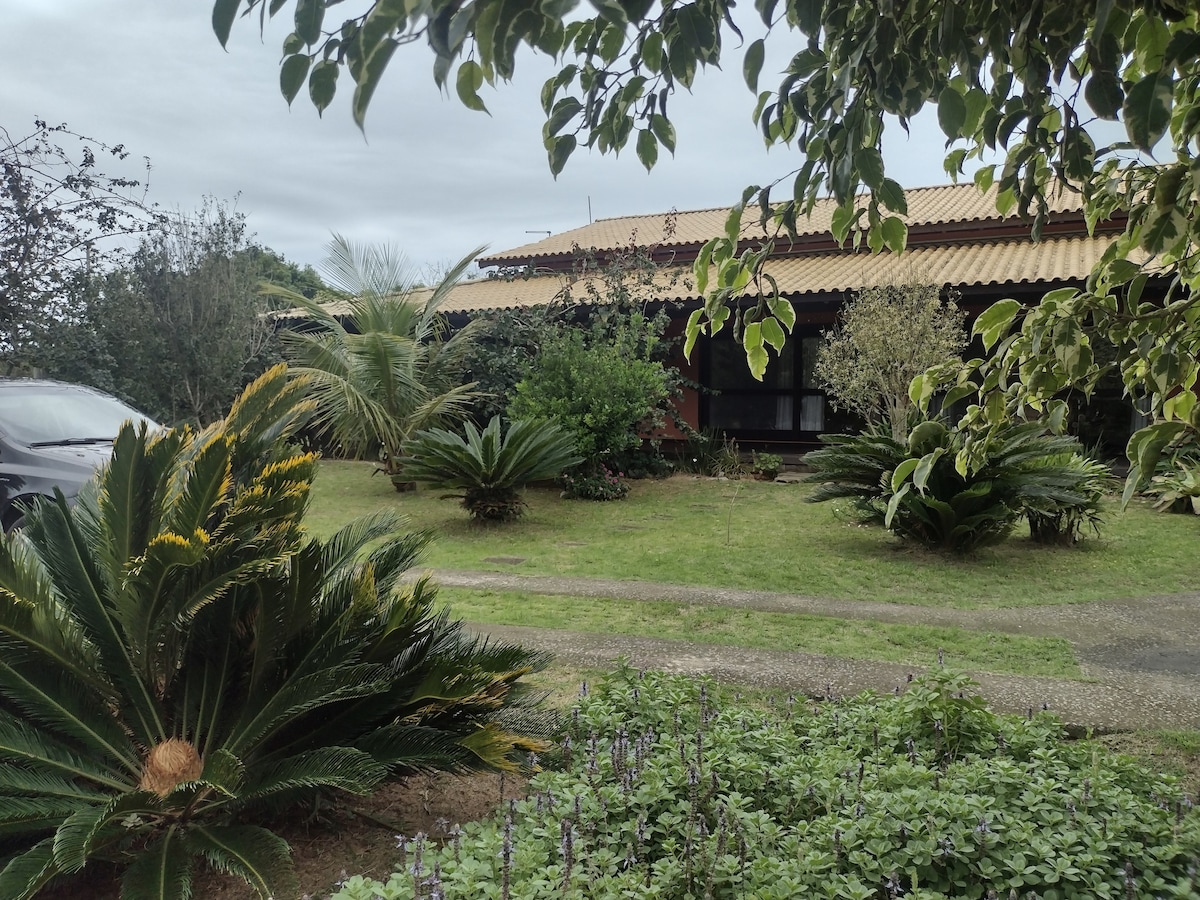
left=4, top=1, right=960, bottom=276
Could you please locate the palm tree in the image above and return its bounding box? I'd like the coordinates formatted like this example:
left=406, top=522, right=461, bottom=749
left=276, top=236, right=485, bottom=486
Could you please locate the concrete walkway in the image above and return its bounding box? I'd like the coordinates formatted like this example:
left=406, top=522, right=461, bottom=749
left=425, top=569, right=1200, bottom=733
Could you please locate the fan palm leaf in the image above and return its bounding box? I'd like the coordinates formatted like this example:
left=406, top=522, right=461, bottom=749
left=278, top=237, right=486, bottom=477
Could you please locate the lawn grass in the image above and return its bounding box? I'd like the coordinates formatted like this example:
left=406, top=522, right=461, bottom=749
left=308, top=461, right=1197, bottom=608
left=440, top=587, right=1083, bottom=678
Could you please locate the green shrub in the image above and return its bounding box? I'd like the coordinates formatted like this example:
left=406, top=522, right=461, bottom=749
left=402, top=416, right=583, bottom=521
left=0, top=366, right=549, bottom=899
left=608, top=445, right=674, bottom=480
left=561, top=464, right=630, bottom=501
left=458, top=305, right=566, bottom=424
left=509, top=329, right=670, bottom=469
left=805, top=419, right=1111, bottom=552
left=331, top=666, right=1200, bottom=900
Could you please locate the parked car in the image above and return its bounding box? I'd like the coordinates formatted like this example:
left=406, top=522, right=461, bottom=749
left=0, top=379, right=159, bottom=530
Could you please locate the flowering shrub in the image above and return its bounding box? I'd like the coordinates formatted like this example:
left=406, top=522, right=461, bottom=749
left=561, top=465, right=630, bottom=501
left=332, top=666, right=1200, bottom=900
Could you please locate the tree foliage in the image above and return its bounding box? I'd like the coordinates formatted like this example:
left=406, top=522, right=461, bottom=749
left=216, top=0, right=1200, bottom=476
left=815, top=281, right=966, bottom=441
left=459, top=304, right=565, bottom=425
left=1, top=120, right=158, bottom=372
left=40, top=198, right=280, bottom=425
left=127, top=198, right=277, bottom=423
left=0, top=365, right=549, bottom=899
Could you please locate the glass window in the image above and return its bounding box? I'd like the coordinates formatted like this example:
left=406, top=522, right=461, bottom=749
left=800, top=336, right=822, bottom=389
left=709, top=339, right=794, bottom=390
left=799, top=394, right=825, bottom=431
left=708, top=394, right=794, bottom=431
left=704, top=330, right=828, bottom=435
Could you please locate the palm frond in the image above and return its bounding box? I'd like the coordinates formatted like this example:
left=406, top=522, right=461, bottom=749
left=354, top=723, right=480, bottom=773
left=52, top=793, right=161, bottom=875
left=322, top=233, right=418, bottom=301
left=187, top=825, right=297, bottom=900
left=22, top=497, right=164, bottom=744
left=0, top=836, right=58, bottom=900
left=0, top=717, right=131, bottom=793
left=120, top=825, right=194, bottom=900
left=416, top=245, right=486, bottom=336
left=237, top=746, right=386, bottom=801
left=0, top=662, right=138, bottom=773
left=0, top=765, right=111, bottom=803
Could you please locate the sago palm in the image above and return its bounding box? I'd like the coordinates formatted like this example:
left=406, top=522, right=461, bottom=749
left=403, top=416, right=582, bottom=521
left=277, top=236, right=484, bottom=482
left=806, top=418, right=1109, bottom=552
left=0, top=365, right=549, bottom=899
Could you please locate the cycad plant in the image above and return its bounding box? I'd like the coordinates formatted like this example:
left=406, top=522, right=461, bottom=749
left=0, top=366, right=549, bottom=899
left=805, top=418, right=1110, bottom=552
left=1022, top=451, right=1112, bottom=543
left=403, top=416, right=582, bottom=521
left=277, top=236, right=484, bottom=486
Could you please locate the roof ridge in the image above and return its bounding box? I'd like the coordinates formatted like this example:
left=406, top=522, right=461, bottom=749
left=586, top=183, right=1004, bottom=225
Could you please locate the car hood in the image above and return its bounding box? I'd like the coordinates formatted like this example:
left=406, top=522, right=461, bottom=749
left=30, top=442, right=115, bottom=471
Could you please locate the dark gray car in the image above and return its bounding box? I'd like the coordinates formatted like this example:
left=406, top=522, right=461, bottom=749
left=0, top=379, right=158, bottom=530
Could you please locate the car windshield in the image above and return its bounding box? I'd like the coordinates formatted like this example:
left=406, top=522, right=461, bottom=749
left=0, top=386, right=157, bottom=446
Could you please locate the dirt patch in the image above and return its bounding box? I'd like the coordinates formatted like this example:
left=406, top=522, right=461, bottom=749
left=43, top=771, right=526, bottom=900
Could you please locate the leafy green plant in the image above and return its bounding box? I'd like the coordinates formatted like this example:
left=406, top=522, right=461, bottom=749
left=1144, top=461, right=1200, bottom=515
left=331, top=665, right=1200, bottom=900
left=608, top=446, right=673, bottom=480
left=560, top=464, right=629, bottom=502
left=815, top=280, right=967, bottom=441
left=749, top=450, right=782, bottom=481
left=277, top=235, right=483, bottom=484
left=457, top=304, right=566, bottom=424
left=0, top=366, right=549, bottom=899
left=805, top=418, right=1110, bottom=552
left=402, top=416, right=582, bottom=521
left=508, top=327, right=670, bottom=472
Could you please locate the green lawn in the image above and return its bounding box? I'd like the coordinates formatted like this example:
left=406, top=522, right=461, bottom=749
left=309, top=461, right=1197, bottom=609
left=438, top=587, right=1083, bottom=678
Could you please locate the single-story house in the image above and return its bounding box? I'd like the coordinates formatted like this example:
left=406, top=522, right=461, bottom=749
left=301, top=182, right=1153, bottom=455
